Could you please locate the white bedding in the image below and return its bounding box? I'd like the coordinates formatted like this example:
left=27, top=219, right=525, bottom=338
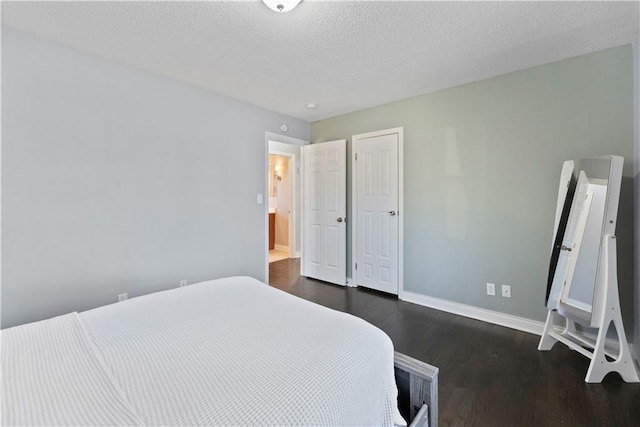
left=2, top=276, right=404, bottom=426
left=1, top=313, right=143, bottom=426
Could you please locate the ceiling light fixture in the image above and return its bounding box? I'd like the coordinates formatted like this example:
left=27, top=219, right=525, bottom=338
left=305, top=103, right=318, bottom=110
left=262, top=0, right=302, bottom=13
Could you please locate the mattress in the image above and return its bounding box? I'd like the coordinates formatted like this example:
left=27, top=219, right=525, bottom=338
left=2, top=276, right=405, bottom=426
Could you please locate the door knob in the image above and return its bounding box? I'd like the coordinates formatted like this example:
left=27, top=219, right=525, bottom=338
left=389, top=211, right=396, bottom=216
left=337, top=217, right=343, bottom=223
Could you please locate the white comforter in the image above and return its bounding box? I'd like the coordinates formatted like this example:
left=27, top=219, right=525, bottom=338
left=2, top=276, right=404, bottom=426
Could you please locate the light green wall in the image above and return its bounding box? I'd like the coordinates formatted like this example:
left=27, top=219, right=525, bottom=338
left=312, top=45, right=634, bottom=324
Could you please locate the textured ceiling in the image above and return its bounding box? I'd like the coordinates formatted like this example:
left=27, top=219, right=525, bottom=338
left=2, top=1, right=639, bottom=122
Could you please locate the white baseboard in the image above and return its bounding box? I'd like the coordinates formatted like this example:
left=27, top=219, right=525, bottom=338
left=631, top=343, right=640, bottom=370
left=399, top=290, right=545, bottom=336
left=397, top=290, right=639, bottom=368
left=274, top=244, right=288, bottom=252
left=295, top=251, right=301, bottom=258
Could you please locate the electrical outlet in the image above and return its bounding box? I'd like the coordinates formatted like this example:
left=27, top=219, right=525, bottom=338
left=486, top=282, right=496, bottom=296
left=501, top=285, right=511, bottom=298
left=118, top=293, right=128, bottom=302
left=179, top=280, right=187, bottom=287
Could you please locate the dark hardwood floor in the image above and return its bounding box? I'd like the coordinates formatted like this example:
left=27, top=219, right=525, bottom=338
left=269, top=258, right=640, bottom=427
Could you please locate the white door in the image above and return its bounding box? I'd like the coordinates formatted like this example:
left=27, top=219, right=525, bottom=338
left=547, top=171, right=591, bottom=311
left=354, top=133, right=399, bottom=294
left=302, top=140, right=347, bottom=286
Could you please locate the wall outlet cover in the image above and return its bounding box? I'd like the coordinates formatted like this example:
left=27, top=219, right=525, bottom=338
left=501, top=285, right=511, bottom=298
left=486, top=282, right=496, bottom=296
left=118, top=293, right=128, bottom=302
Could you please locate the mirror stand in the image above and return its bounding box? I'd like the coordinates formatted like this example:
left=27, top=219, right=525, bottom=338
left=538, top=234, right=639, bottom=383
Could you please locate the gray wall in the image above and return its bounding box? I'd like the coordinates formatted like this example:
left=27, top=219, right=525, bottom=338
left=634, top=39, right=640, bottom=351
left=1, top=29, right=310, bottom=328
left=312, top=45, right=635, bottom=326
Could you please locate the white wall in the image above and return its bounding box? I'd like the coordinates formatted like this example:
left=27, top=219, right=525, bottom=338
left=1, top=29, right=310, bottom=328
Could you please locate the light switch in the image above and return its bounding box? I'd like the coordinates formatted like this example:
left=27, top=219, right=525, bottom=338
left=257, top=194, right=263, bottom=204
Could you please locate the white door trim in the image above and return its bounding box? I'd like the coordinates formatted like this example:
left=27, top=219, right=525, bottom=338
left=351, top=127, right=404, bottom=294
left=264, top=132, right=308, bottom=283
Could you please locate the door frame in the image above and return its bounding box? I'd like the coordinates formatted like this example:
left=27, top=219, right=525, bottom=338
left=264, top=132, right=308, bottom=283
left=351, top=127, right=404, bottom=293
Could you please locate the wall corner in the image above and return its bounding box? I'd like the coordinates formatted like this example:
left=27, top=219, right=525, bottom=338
left=633, top=38, right=640, bottom=350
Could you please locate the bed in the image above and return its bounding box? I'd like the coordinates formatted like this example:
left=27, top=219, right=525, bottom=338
left=1, top=276, right=437, bottom=426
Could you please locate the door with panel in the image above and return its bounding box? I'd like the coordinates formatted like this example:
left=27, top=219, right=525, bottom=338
left=302, top=140, right=347, bottom=286
left=354, top=133, right=399, bottom=294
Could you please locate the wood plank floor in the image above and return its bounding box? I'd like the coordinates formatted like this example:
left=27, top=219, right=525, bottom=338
left=269, top=258, right=640, bottom=427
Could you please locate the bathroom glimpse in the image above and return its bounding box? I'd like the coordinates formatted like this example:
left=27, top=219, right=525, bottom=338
left=268, top=154, right=290, bottom=263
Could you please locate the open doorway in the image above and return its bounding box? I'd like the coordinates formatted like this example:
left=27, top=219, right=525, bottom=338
left=264, top=132, right=308, bottom=282
left=268, top=153, right=293, bottom=263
